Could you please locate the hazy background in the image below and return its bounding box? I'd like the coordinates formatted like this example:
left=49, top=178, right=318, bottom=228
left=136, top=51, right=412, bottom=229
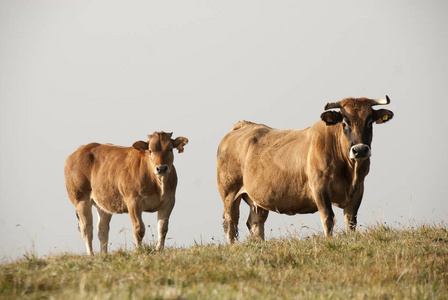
left=1, top=1, right=447, bottom=260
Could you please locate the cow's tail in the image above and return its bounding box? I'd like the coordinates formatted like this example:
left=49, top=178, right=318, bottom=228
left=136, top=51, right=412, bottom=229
left=76, top=211, right=80, bottom=232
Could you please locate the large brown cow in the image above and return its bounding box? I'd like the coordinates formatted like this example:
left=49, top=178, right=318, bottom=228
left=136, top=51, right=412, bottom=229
left=65, top=132, right=188, bottom=255
left=217, top=97, right=393, bottom=244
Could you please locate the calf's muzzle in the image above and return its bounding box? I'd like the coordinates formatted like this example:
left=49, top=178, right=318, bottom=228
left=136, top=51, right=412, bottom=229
left=155, top=165, right=169, bottom=175
left=350, top=144, right=371, bottom=160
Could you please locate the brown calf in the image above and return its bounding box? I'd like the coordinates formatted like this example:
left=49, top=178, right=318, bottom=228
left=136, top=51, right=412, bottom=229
left=65, top=132, right=188, bottom=254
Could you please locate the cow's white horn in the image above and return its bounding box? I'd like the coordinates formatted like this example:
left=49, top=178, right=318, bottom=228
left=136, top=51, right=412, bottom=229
left=372, top=95, right=390, bottom=106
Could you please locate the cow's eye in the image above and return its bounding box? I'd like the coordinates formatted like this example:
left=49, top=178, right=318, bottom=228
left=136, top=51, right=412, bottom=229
left=148, top=150, right=153, bottom=155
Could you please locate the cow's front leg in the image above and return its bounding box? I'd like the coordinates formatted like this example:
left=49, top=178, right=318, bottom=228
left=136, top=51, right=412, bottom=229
left=313, top=188, right=335, bottom=237
left=344, top=209, right=357, bottom=233
left=344, top=183, right=364, bottom=232
left=128, top=201, right=145, bottom=249
left=156, top=199, right=175, bottom=251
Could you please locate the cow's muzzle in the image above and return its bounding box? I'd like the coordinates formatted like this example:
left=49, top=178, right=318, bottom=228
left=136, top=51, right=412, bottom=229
left=155, top=164, right=170, bottom=175
left=350, top=144, right=371, bottom=160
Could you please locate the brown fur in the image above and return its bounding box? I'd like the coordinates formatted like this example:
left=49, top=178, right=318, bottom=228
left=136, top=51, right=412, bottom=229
left=64, top=132, right=188, bottom=254
left=217, top=98, right=393, bottom=244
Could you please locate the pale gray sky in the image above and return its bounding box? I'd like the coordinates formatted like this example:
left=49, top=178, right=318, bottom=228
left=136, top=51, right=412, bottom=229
left=1, top=1, right=447, bottom=260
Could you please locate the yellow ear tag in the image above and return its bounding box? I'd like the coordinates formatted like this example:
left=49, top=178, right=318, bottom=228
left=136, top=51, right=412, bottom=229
left=382, top=115, right=388, bottom=121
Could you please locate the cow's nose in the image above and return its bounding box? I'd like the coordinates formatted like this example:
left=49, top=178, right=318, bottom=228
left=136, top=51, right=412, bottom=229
left=350, top=144, right=371, bottom=160
left=155, top=165, right=169, bottom=174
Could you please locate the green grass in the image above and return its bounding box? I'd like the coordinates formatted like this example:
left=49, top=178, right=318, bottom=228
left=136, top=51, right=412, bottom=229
left=1, top=224, right=447, bottom=299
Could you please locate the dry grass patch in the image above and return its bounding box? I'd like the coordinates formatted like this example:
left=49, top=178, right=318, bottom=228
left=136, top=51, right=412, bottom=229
left=1, top=224, right=447, bottom=299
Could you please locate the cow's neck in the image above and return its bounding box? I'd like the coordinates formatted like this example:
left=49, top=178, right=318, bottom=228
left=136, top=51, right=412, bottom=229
left=336, top=128, right=370, bottom=197
left=349, top=159, right=370, bottom=197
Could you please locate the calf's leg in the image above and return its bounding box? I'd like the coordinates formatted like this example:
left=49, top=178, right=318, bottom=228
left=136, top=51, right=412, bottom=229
left=97, top=208, right=112, bottom=253
left=156, top=200, right=174, bottom=251
left=76, top=200, right=94, bottom=255
left=128, top=201, right=145, bottom=250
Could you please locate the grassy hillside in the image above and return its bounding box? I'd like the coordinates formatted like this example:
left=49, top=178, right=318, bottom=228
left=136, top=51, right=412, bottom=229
left=1, top=224, right=447, bottom=299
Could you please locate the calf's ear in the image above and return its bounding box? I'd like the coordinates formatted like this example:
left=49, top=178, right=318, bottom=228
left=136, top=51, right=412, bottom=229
left=132, top=141, right=149, bottom=157
left=373, top=109, right=394, bottom=124
left=172, top=137, right=188, bottom=153
left=321, top=111, right=343, bottom=125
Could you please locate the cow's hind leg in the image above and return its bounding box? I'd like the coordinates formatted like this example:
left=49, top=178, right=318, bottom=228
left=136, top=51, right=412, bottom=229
left=246, top=206, right=269, bottom=241
left=96, top=207, right=112, bottom=253
left=75, top=199, right=94, bottom=255
left=312, top=187, right=335, bottom=237
left=243, top=194, right=269, bottom=241
left=222, top=192, right=242, bottom=245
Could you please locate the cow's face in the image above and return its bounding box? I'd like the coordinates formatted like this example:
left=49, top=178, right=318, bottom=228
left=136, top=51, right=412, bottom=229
left=320, top=97, right=393, bottom=161
left=132, top=132, right=188, bottom=176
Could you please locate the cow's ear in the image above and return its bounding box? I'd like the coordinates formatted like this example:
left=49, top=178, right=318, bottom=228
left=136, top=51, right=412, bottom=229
left=321, top=111, right=343, bottom=125
left=132, top=141, right=149, bottom=157
left=373, top=109, right=394, bottom=124
left=172, top=137, right=188, bottom=153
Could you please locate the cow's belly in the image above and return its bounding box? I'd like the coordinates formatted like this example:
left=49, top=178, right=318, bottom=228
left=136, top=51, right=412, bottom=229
left=247, top=186, right=355, bottom=214
left=246, top=187, right=318, bottom=215
left=243, top=168, right=317, bottom=215
left=263, top=197, right=318, bottom=215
